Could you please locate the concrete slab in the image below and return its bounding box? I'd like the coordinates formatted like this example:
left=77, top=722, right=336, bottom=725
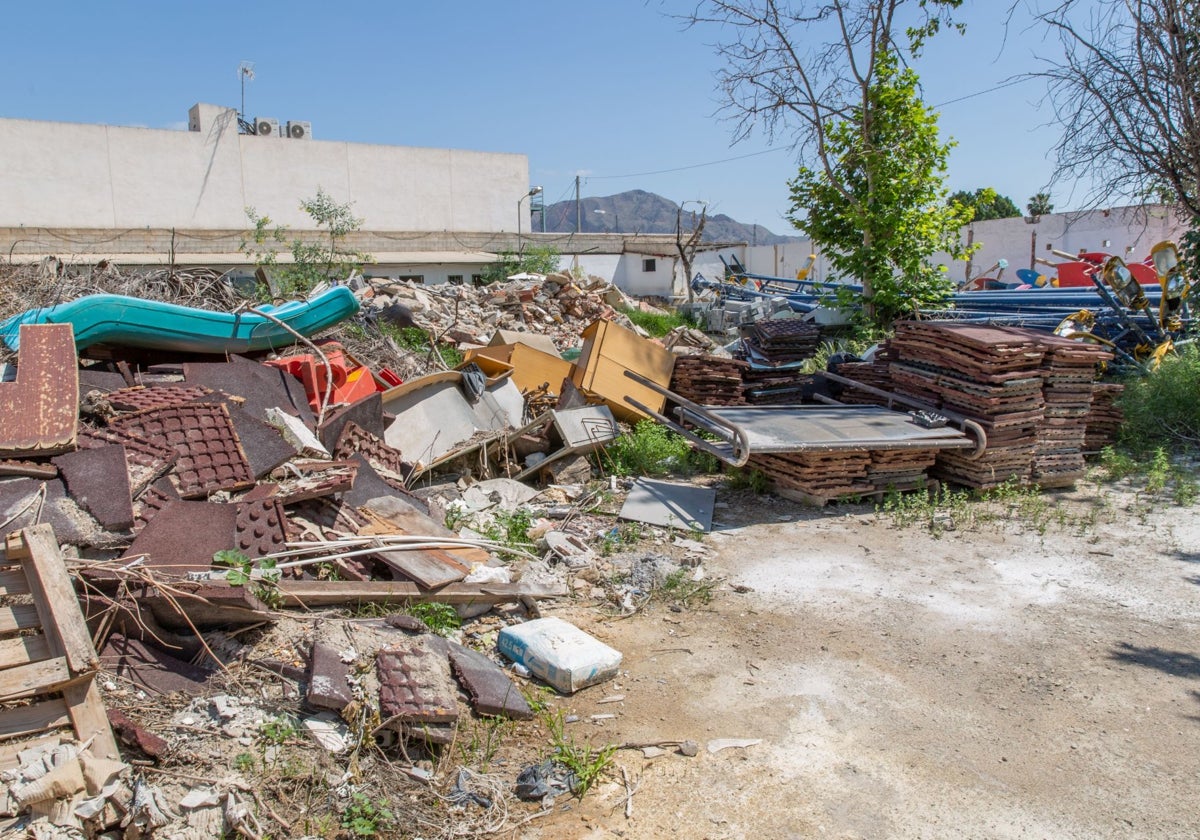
left=619, top=478, right=716, bottom=533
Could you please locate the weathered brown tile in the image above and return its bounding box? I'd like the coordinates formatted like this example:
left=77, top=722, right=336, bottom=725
left=100, top=633, right=211, bottom=696
left=107, top=384, right=212, bottom=412
left=109, top=403, right=254, bottom=498
left=376, top=637, right=459, bottom=726
left=446, top=641, right=533, bottom=720
left=123, top=500, right=238, bottom=575
left=333, top=422, right=413, bottom=486
left=234, top=497, right=288, bottom=558
left=183, top=355, right=314, bottom=424
left=53, top=443, right=134, bottom=531
left=0, top=324, right=78, bottom=458
left=318, top=393, right=385, bottom=451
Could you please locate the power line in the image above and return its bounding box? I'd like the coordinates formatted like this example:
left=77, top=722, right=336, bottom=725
left=587, top=147, right=788, bottom=180
left=931, top=77, right=1028, bottom=108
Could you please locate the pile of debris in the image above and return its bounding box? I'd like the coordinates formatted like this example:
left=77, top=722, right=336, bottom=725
left=359, top=271, right=640, bottom=353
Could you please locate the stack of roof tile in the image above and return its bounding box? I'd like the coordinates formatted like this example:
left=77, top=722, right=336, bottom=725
left=668, top=355, right=749, bottom=406
left=1085, top=382, right=1125, bottom=452
left=832, top=342, right=897, bottom=406
left=740, top=369, right=815, bottom=405
left=1029, top=334, right=1113, bottom=487
left=750, top=451, right=873, bottom=502
left=889, top=322, right=1047, bottom=490
left=740, top=318, right=823, bottom=365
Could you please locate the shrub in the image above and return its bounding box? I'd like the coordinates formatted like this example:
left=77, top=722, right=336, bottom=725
left=1117, top=345, right=1200, bottom=455
left=602, top=421, right=716, bottom=476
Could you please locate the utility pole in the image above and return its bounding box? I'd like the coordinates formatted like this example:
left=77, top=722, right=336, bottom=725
left=575, top=175, right=581, bottom=233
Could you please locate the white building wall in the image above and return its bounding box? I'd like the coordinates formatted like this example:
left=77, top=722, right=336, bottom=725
left=739, top=204, right=1186, bottom=286
left=0, top=105, right=528, bottom=232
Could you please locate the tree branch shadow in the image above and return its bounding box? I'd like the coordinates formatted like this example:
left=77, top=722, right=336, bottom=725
left=1109, top=642, right=1200, bottom=678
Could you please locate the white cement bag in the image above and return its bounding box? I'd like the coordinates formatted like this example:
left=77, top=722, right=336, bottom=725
left=497, top=617, right=622, bottom=694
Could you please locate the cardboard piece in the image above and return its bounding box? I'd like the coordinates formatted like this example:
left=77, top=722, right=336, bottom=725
left=488, top=329, right=561, bottom=358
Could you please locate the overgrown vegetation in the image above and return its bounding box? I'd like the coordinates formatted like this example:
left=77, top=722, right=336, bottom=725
left=618, top=305, right=695, bottom=337
left=343, top=319, right=463, bottom=369
left=601, top=420, right=719, bottom=477
left=659, top=567, right=717, bottom=607
left=478, top=245, right=561, bottom=285
left=242, top=187, right=371, bottom=299
left=1116, top=345, right=1200, bottom=456
left=401, top=601, right=462, bottom=636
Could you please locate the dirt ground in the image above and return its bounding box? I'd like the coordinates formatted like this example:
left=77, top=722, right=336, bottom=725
left=517, top=480, right=1200, bottom=839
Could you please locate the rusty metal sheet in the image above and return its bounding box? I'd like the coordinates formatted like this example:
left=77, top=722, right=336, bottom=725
left=683, top=405, right=975, bottom=455
left=0, top=324, right=79, bottom=458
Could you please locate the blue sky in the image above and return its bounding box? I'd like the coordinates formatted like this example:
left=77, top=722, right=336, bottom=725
left=1, top=1, right=1079, bottom=235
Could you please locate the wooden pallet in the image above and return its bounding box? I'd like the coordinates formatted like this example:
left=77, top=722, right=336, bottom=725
left=0, top=525, right=118, bottom=770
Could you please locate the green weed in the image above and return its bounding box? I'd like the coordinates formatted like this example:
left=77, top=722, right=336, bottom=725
left=1117, top=345, right=1200, bottom=456
left=457, top=716, right=514, bottom=771
left=484, top=508, right=535, bottom=550
left=601, top=420, right=717, bottom=477
left=617, top=306, right=696, bottom=337
left=259, top=715, right=298, bottom=746
left=400, top=601, right=461, bottom=636
left=725, top=467, right=770, bottom=494
left=659, top=567, right=716, bottom=607
left=341, top=791, right=395, bottom=837
left=599, top=522, right=644, bottom=556
left=542, top=709, right=617, bottom=798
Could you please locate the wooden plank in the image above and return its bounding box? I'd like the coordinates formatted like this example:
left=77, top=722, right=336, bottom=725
left=272, top=579, right=568, bottom=608
left=3, top=533, right=31, bottom=561
left=0, top=634, right=52, bottom=668
left=0, top=569, right=31, bottom=597
left=61, top=678, right=119, bottom=760
left=0, top=657, right=72, bottom=702
left=0, top=734, right=62, bottom=772
left=0, top=604, right=42, bottom=635
left=0, top=697, right=70, bottom=742
left=19, top=524, right=99, bottom=673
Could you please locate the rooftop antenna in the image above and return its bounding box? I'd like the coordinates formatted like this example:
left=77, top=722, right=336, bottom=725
left=237, top=61, right=255, bottom=132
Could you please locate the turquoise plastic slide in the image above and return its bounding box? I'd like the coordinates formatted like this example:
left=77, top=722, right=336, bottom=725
left=0, top=287, right=360, bottom=354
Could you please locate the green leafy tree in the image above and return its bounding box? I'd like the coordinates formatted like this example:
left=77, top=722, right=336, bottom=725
left=788, top=50, right=974, bottom=329
left=1027, top=192, right=1054, bottom=217
left=242, top=187, right=372, bottom=299
left=478, top=245, right=560, bottom=285
left=948, top=188, right=1021, bottom=221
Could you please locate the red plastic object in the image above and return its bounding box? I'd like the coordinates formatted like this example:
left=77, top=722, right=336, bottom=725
left=264, top=344, right=380, bottom=411
left=377, top=368, right=403, bottom=388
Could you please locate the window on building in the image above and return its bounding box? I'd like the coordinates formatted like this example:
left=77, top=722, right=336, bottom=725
left=447, top=274, right=464, bottom=285
left=642, top=258, right=657, bottom=272
left=397, top=274, right=425, bottom=284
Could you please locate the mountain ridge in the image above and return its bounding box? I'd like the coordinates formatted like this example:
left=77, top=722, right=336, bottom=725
left=536, top=189, right=799, bottom=245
